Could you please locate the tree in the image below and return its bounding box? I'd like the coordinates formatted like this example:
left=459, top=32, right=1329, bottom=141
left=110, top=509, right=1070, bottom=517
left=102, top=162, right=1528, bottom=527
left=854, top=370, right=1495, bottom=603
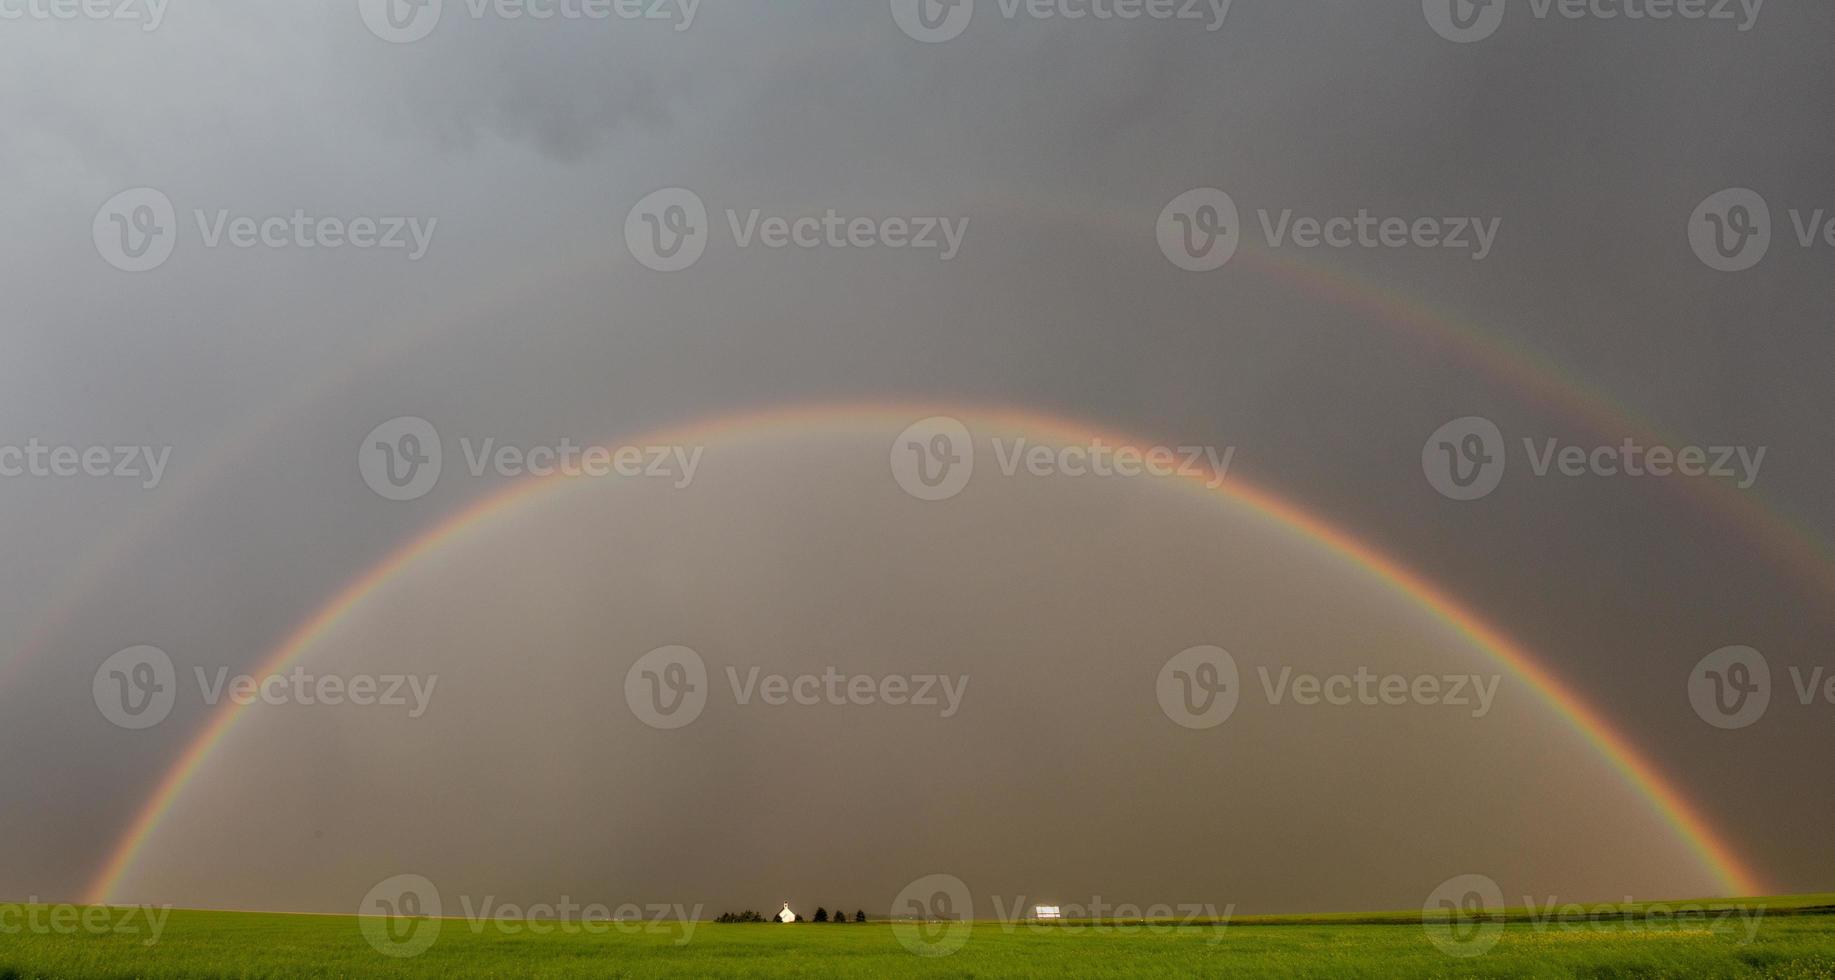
left=854, top=910, right=867, bottom=923
left=813, top=907, right=829, bottom=923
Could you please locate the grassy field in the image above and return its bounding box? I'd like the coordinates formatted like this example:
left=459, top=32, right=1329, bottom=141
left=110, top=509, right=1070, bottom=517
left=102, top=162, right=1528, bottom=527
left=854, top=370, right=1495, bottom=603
left=2, top=896, right=1832, bottom=978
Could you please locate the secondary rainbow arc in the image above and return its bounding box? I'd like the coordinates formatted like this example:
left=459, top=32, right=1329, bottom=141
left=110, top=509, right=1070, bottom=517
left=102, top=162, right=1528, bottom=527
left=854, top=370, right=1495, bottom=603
left=985, top=187, right=1835, bottom=599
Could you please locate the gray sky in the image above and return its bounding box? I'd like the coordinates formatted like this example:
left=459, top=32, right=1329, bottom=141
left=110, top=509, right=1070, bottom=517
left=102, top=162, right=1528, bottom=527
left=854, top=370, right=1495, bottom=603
left=1, top=0, right=1831, bottom=915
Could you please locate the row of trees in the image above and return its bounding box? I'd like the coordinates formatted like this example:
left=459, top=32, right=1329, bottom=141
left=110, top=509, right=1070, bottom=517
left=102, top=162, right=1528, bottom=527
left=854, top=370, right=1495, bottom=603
left=711, top=909, right=869, bottom=923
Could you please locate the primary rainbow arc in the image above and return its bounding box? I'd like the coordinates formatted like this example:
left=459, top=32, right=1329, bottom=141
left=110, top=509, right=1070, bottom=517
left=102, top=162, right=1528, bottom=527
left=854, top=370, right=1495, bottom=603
left=85, top=402, right=1766, bottom=905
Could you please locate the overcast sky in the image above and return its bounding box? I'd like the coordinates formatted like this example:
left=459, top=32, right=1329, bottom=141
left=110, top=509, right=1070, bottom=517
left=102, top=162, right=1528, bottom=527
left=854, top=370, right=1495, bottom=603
left=1, top=0, right=1831, bottom=916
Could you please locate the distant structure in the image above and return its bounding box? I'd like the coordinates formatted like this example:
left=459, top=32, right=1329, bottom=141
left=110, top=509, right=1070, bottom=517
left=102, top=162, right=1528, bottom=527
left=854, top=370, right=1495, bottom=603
left=1035, top=905, right=1062, bottom=920
left=778, top=903, right=796, bottom=923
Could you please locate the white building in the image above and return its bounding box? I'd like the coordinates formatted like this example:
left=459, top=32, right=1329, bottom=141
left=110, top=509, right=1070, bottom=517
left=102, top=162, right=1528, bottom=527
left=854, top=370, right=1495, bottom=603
left=778, top=903, right=796, bottom=923
left=1035, top=905, right=1062, bottom=920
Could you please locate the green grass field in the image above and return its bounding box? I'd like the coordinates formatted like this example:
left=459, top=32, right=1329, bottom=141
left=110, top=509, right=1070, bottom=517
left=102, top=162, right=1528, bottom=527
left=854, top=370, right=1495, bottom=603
left=2, top=896, right=1832, bottom=978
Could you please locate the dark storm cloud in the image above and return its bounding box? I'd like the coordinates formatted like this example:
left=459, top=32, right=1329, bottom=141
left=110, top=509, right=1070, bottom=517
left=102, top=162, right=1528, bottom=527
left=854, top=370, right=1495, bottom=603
left=1, top=0, right=1831, bottom=909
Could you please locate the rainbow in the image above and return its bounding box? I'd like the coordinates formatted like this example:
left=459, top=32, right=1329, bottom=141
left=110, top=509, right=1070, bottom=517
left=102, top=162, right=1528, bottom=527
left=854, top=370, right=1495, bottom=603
left=11, top=192, right=1831, bottom=705
left=84, top=402, right=1767, bottom=905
